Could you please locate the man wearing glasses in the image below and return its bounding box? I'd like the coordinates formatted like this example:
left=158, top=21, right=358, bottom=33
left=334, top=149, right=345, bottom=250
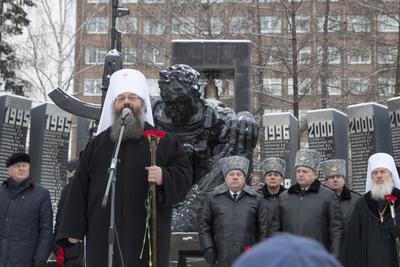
left=57, top=69, right=192, bottom=267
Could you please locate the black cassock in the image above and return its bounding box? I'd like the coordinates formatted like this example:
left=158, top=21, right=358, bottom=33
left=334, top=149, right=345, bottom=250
left=341, top=188, right=400, bottom=267
left=58, top=123, right=192, bottom=267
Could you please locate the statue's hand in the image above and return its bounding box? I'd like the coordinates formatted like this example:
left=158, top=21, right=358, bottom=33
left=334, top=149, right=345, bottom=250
left=219, top=111, right=259, bottom=158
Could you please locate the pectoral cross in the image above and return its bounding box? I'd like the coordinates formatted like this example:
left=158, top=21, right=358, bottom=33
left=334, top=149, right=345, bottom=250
left=378, top=204, right=388, bottom=223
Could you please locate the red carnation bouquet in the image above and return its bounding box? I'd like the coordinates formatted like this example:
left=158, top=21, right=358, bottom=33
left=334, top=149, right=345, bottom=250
left=55, top=247, right=64, bottom=265
left=385, top=194, right=398, bottom=220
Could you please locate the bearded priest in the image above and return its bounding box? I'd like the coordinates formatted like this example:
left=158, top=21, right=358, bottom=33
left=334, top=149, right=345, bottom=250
left=342, top=152, right=400, bottom=267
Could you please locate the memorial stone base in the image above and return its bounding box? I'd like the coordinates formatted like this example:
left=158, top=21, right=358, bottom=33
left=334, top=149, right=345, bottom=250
left=169, top=232, right=207, bottom=267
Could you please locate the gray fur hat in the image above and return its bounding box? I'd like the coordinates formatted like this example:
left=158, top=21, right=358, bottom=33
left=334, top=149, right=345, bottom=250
left=220, top=156, right=250, bottom=177
left=319, top=159, right=346, bottom=179
left=262, top=157, right=286, bottom=177
left=295, top=149, right=321, bottom=172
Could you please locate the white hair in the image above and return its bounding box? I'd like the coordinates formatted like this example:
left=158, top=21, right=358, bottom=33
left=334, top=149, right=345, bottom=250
left=371, top=178, right=394, bottom=200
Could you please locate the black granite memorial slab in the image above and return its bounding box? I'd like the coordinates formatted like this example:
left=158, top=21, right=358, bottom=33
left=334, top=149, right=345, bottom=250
left=169, top=232, right=207, bottom=267
left=0, top=95, right=32, bottom=182
left=76, top=116, right=97, bottom=158
left=387, top=97, right=400, bottom=167
left=262, top=112, right=299, bottom=187
left=29, top=103, right=72, bottom=215
left=347, top=103, right=392, bottom=193
left=307, top=108, right=348, bottom=180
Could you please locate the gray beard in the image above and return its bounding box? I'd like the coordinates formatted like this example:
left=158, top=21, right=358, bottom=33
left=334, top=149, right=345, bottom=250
left=110, top=108, right=145, bottom=142
left=371, top=179, right=394, bottom=200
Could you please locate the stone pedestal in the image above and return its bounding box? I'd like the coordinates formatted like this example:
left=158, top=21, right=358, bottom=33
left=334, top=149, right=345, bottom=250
left=169, top=232, right=207, bottom=267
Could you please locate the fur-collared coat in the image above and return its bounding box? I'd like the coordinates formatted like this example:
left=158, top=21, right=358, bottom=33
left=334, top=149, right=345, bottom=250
left=278, top=179, right=344, bottom=257
left=199, top=184, right=274, bottom=267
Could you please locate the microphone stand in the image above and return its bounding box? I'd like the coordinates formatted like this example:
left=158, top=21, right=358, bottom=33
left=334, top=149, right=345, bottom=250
left=102, top=117, right=127, bottom=267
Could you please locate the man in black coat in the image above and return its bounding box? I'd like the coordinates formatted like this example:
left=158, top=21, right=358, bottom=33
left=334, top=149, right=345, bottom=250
left=199, top=155, right=274, bottom=267
left=320, top=159, right=360, bottom=227
left=53, top=175, right=84, bottom=267
left=278, top=149, right=344, bottom=258
left=342, top=153, right=400, bottom=267
left=258, top=157, right=286, bottom=203
left=0, top=152, right=53, bottom=267
left=57, top=69, right=192, bottom=267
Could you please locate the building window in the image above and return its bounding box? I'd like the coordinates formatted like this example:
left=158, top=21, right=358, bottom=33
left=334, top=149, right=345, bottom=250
left=172, top=17, right=195, bottom=35
left=293, top=16, right=311, bottom=33
left=144, top=18, right=165, bottom=35
left=88, top=0, right=108, bottom=3
left=116, top=16, right=137, bottom=34
left=348, top=48, right=371, bottom=64
left=261, top=16, right=281, bottom=33
left=147, top=79, right=160, bottom=97
left=144, top=0, right=165, bottom=3
left=347, top=16, right=370, bottom=32
left=288, top=78, right=313, bottom=95
left=144, top=48, right=165, bottom=65
left=317, top=45, right=341, bottom=64
left=259, top=0, right=279, bottom=2
left=229, top=17, right=249, bottom=34
left=122, top=48, right=137, bottom=64
left=200, top=0, right=224, bottom=2
left=377, top=78, right=395, bottom=96
left=85, top=17, right=108, bottom=34
left=199, top=17, right=223, bottom=35
left=83, top=79, right=102, bottom=96
left=348, top=78, right=369, bottom=95
left=120, top=0, right=137, bottom=3
left=317, top=16, right=341, bottom=32
left=377, top=46, right=397, bottom=64
left=222, top=0, right=252, bottom=2
left=85, top=47, right=108, bottom=64
left=299, top=47, right=311, bottom=64
left=377, top=15, right=399, bottom=32
left=318, top=80, right=341, bottom=95
left=263, top=78, right=282, bottom=96
left=265, top=47, right=282, bottom=64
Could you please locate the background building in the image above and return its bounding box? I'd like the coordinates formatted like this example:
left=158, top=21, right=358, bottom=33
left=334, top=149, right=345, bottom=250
left=72, top=0, right=400, bottom=166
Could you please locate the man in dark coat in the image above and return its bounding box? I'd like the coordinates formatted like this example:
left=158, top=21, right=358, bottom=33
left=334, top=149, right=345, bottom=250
left=57, top=69, right=192, bottom=267
left=199, top=156, right=273, bottom=267
left=0, top=152, right=53, bottom=267
left=53, top=175, right=84, bottom=267
left=258, top=157, right=286, bottom=204
left=320, top=159, right=361, bottom=227
left=342, top=153, right=400, bottom=267
left=278, top=149, right=344, bottom=258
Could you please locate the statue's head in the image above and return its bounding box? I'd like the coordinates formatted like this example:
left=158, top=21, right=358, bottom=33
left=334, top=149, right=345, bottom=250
left=158, top=64, right=201, bottom=125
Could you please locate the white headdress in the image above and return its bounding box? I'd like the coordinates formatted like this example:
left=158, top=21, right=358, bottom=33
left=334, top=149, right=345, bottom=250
left=365, top=152, right=400, bottom=192
left=96, top=69, right=154, bottom=135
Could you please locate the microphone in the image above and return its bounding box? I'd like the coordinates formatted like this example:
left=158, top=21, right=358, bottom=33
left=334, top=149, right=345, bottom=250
left=120, top=107, right=132, bottom=123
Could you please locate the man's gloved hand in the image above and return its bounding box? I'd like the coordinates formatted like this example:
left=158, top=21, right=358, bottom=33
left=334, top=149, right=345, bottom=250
left=33, top=259, right=47, bottom=267
left=203, top=247, right=217, bottom=264
left=390, top=225, right=400, bottom=238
